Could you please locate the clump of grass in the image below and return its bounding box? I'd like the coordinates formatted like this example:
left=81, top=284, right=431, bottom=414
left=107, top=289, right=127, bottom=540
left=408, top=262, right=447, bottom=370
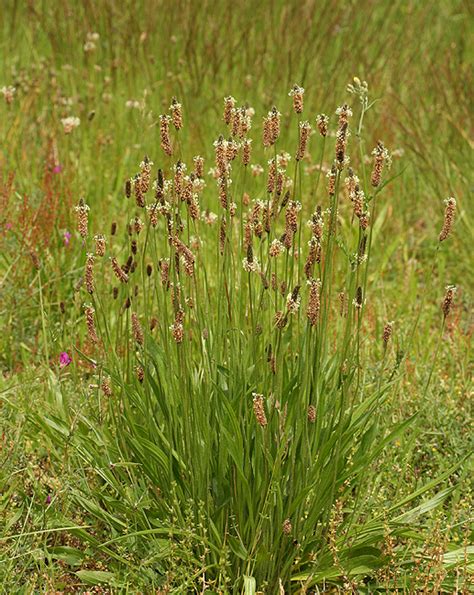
left=31, top=81, right=465, bottom=592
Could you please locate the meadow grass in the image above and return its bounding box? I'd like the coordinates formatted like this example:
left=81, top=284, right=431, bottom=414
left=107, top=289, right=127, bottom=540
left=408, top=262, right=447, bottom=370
left=0, top=1, right=472, bottom=592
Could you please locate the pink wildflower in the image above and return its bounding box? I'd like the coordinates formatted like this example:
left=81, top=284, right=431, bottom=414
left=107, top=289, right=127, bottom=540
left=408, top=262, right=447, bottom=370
left=59, top=352, right=72, bottom=367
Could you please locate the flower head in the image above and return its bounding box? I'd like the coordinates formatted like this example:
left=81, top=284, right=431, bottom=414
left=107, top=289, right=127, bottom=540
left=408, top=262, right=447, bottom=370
left=59, top=352, right=72, bottom=367
left=61, top=116, right=80, bottom=134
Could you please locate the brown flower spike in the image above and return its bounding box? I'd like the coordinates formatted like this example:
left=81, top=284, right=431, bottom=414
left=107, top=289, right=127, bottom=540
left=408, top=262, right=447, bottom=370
left=85, top=305, right=99, bottom=343
left=438, top=197, right=456, bottom=242
left=85, top=253, right=95, bottom=294
left=252, top=393, right=267, bottom=427
left=442, top=285, right=456, bottom=319
left=75, top=198, right=90, bottom=238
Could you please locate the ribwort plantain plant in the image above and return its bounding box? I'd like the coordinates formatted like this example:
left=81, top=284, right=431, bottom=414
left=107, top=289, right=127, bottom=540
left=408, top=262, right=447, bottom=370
left=37, top=81, right=460, bottom=592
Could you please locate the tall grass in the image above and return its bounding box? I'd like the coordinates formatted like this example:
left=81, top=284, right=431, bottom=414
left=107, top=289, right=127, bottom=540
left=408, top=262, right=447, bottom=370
left=30, top=81, right=465, bottom=591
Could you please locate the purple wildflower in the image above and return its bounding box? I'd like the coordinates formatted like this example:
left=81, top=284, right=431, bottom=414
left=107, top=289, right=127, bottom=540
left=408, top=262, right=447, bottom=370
left=63, top=230, right=72, bottom=246
left=53, top=164, right=63, bottom=174
left=59, top=352, right=72, bottom=367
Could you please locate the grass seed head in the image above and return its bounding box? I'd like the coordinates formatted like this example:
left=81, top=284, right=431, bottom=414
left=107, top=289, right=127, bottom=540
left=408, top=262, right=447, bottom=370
left=282, top=518, right=293, bottom=534
left=85, top=253, right=95, bottom=294
left=101, top=377, right=112, bottom=397
left=274, top=310, right=287, bottom=329
left=125, top=178, right=132, bottom=198
left=132, top=312, right=144, bottom=346
left=147, top=204, right=159, bottom=227
left=223, top=96, right=236, bottom=125
left=289, top=84, right=304, bottom=114
left=29, top=249, right=41, bottom=270
left=354, top=286, right=363, bottom=309
left=242, top=139, right=252, bottom=166
left=442, top=285, right=456, bottom=319
left=74, top=198, right=90, bottom=238
left=316, top=113, right=329, bottom=137
left=94, top=234, right=106, bottom=256
left=159, top=259, right=170, bottom=289
left=159, top=115, right=173, bottom=156
left=327, top=165, right=337, bottom=196
left=370, top=141, right=388, bottom=187
left=135, top=365, right=144, bottom=383
left=306, top=278, right=321, bottom=326
left=219, top=217, right=226, bottom=254
left=307, top=405, right=316, bottom=423
left=170, top=97, right=183, bottom=130
left=252, top=393, right=267, bottom=427
left=438, top=197, right=456, bottom=242
left=171, top=309, right=184, bottom=343
left=1, top=85, right=16, bottom=104
left=287, top=285, right=301, bottom=315
left=267, top=158, right=277, bottom=193
left=139, top=156, right=153, bottom=194
left=84, top=305, right=99, bottom=343
left=111, top=257, right=129, bottom=283
left=270, top=106, right=281, bottom=144
left=383, top=321, right=393, bottom=346
left=193, top=155, right=204, bottom=178
left=335, top=104, right=352, bottom=168
left=296, top=121, right=311, bottom=161
left=214, top=136, right=228, bottom=177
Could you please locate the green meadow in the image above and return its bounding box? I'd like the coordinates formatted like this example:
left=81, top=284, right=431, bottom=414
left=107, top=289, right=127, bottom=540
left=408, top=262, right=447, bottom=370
left=0, top=1, right=472, bottom=592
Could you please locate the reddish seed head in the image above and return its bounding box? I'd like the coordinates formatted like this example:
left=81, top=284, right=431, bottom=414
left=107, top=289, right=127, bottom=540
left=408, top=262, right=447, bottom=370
left=193, top=155, right=204, bottom=178
left=132, top=312, right=144, bottom=346
left=442, top=285, right=456, bottom=319
left=135, top=365, right=144, bottom=383
left=85, top=253, right=95, bottom=294
left=438, top=197, right=456, bottom=242
left=223, top=96, right=236, bottom=125
left=383, top=321, right=393, bottom=346
left=101, top=377, right=112, bottom=397
left=94, top=234, right=106, bottom=257
left=242, top=139, right=252, bottom=166
left=282, top=518, right=292, bottom=535
left=84, top=305, right=99, bottom=343
left=125, top=178, right=132, bottom=198
left=316, top=114, right=329, bottom=137
left=306, top=278, right=321, bottom=326
left=30, top=249, right=40, bottom=270
left=111, top=257, right=129, bottom=283
left=296, top=121, right=311, bottom=161
left=171, top=308, right=184, bottom=343
left=252, top=393, right=267, bottom=427
left=370, top=141, right=388, bottom=188
left=170, top=98, right=183, bottom=130
left=289, top=84, right=304, bottom=114
left=74, top=198, right=90, bottom=238
left=159, top=115, right=172, bottom=156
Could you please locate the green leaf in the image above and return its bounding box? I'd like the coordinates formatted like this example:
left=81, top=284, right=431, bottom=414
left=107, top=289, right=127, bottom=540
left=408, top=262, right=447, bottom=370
left=228, top=535, right=248, bottom=560
left=48, top=546, right=84, bottom=566
left=443, top=545, right=474, bottom=570
left=76, top=570, right=117, bottom=586
left=394, top=486, right=456, bottom=522
left=243, top=575, right=256, bottom=595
